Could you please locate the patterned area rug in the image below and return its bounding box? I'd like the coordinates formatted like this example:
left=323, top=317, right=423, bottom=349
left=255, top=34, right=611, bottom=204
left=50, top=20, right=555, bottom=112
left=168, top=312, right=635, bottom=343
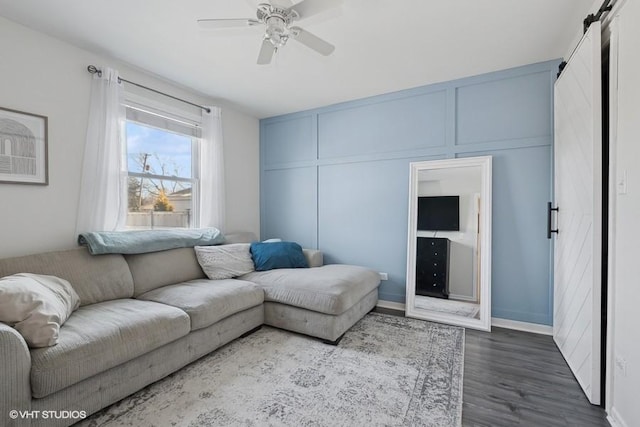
left=79, top=313, right=464, bottom=427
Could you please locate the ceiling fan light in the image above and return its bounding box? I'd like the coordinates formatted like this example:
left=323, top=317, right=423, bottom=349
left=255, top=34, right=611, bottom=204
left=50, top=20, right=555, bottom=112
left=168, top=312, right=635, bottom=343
left=265, top=33, right=288, bottom=48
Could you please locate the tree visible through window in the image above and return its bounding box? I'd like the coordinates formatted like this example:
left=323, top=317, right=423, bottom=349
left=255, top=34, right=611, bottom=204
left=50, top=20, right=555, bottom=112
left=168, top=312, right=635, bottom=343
left=125, top=121, right=196, bottom=229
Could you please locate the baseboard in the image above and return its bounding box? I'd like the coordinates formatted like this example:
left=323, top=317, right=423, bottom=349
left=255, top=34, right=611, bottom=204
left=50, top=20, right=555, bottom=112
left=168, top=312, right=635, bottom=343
left=491, top=318, right=553, bottom=336
left=376, top=300, right=406, bottom=311
left=378, top=302, right=554, bottom=335
left=607, top=407, right=629, bottom=427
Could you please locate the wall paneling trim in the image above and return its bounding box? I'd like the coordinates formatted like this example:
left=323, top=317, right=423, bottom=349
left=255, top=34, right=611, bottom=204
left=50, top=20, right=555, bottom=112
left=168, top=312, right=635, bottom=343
left=260, top=59, right=560, bottom=325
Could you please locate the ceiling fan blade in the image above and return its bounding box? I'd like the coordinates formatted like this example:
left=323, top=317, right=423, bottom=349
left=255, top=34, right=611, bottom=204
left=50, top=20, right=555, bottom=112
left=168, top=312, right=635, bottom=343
left=257, top=39, right=276, bottom=65
left=289, top=0, right=342, bottom=19
left=197, top=19, right=261, bottom=29
left=290, top=26, right=335, bottom=56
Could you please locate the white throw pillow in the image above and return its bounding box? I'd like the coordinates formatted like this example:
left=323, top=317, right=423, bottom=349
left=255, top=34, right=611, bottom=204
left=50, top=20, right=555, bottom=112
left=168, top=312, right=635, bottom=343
left=195, top=243, right=255, bottom=280
left=0, top=273, right=80, bottom=348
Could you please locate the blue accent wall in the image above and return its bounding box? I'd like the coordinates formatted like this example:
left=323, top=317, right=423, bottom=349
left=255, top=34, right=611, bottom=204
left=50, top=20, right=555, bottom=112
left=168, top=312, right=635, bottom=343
left=260, top=60, right=559, bottom=326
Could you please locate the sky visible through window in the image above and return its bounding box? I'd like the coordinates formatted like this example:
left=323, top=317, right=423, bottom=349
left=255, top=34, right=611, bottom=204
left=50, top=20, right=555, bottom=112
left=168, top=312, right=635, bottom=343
left=126, top=122, right=192, bottom=178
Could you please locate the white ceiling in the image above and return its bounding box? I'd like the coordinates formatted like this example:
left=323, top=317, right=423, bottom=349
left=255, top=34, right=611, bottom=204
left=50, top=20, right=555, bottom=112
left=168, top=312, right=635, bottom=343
left=0, top=0, right=594, bottom=118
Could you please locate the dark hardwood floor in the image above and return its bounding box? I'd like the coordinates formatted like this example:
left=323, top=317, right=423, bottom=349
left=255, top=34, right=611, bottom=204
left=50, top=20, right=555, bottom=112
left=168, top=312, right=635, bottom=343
left=463, top=327, right=608, bottom=426
left=374, top=308, right=609, bottom=426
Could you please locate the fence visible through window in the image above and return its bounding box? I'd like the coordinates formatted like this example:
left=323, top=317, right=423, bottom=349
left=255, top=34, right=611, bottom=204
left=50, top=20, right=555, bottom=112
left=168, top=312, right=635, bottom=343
left=126, top=209, right=191, bottom=229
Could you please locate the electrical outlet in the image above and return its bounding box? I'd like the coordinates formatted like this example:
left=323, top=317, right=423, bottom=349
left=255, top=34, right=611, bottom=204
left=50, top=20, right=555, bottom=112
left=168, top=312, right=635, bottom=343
left=379, top=272, right=388, bottom=281
left=615, top=356, right=628, bottom=377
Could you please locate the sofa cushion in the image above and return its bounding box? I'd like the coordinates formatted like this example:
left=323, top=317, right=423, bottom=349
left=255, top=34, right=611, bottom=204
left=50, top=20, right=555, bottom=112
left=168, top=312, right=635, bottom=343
left=125, top=248, right=206, bottom=297
left=0, top=247, right=134, bottom=306
left=239, top=264, right=380, bottom=315
left=0, top=273, right=80, bottom=348
left=302, top=249, right=323, bottom=268
left=29, top=299, right=190, bottom=398
left=137, top=279, right=264, bottom=331
left=250, top=241, right=309, bottom=271
left=195, top=244, right=255, bottom=280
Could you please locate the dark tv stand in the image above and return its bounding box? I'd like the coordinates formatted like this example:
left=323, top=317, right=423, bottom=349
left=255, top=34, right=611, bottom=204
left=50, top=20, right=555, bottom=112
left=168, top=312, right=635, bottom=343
left=415, top=237, right=450, bottom=299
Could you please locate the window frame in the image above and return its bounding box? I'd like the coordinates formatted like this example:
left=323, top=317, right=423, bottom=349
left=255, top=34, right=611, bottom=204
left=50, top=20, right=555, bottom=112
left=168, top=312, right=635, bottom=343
left=121, top=93, right=202, bottom=229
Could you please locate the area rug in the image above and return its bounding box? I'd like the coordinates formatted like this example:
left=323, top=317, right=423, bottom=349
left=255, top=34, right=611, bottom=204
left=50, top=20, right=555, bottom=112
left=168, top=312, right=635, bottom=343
left=79, top=313, right=464, bottom=427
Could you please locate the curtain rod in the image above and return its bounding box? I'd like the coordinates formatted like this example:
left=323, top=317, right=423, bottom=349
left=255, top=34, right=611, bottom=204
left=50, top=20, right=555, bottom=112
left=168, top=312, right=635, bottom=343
left=86, top=65, right=211, bottom=114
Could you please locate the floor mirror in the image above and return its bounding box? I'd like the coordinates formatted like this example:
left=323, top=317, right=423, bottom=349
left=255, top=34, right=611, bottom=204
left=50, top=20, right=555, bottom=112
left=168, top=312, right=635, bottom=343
left=405, top=156, right=492, bottom=331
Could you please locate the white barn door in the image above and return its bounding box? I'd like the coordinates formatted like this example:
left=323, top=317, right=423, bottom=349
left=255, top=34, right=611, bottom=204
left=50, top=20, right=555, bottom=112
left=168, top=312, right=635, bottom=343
left=553, top=21, right=602, bottom=405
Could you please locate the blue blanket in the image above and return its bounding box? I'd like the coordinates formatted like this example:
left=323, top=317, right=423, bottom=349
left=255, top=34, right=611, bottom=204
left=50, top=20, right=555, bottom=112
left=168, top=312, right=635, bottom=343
left=78, top=228, right=224, bottom=255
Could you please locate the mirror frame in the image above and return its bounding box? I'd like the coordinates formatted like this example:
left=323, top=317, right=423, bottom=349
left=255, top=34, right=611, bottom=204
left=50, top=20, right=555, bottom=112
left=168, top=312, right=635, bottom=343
left=405, top=156, right=492, bottom=331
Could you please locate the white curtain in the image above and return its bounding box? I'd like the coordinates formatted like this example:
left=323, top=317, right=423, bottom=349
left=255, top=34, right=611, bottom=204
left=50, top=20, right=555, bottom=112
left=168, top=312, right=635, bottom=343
left=199, top=106, right=226, bottom=231
left=75, top=67, right=126, bottom=235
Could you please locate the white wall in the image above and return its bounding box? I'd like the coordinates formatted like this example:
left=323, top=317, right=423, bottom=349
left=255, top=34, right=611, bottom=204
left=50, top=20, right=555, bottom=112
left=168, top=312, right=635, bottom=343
left=608, top=1, right=640, bottom=425
left=222, top=107, right=260, bottom=236
left=0, top=16, right=260, bottom=258
left=417, top=167, right=482, bottom=301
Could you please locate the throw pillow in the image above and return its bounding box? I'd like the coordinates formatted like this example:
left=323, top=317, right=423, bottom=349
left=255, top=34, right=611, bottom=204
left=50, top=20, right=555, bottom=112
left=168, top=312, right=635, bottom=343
left=250, top=241, right=309, bottom=271
left=195, top=243, right=255, bottom=280
left=0, top=273, right=81, bottom=348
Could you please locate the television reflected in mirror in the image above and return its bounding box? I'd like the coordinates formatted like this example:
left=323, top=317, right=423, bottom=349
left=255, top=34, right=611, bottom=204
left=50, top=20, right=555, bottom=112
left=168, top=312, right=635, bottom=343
left=417, top=196, right=460, bottom=231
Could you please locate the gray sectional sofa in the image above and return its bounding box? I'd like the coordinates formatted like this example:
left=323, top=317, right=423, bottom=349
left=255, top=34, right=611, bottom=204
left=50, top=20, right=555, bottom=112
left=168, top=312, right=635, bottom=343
left=0, top=234, right=380, bottom=427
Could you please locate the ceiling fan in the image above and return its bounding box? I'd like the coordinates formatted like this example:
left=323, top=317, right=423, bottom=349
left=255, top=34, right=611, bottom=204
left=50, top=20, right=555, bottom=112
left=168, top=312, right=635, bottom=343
left=197, top=0, right=342, bottom=65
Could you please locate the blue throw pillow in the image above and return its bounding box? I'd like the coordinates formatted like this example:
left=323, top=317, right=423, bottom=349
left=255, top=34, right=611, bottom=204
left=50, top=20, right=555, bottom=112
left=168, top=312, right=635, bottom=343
left=250, top=241, right=309, bottom=271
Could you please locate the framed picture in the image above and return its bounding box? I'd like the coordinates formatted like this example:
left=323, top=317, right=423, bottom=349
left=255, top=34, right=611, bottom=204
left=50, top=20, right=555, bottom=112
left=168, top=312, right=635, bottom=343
left=0, top=107, right=48, bottom=185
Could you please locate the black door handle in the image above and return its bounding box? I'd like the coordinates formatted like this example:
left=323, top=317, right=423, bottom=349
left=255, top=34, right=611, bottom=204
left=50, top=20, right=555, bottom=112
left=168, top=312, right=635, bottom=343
left=547, top=202, right=559, bottom=239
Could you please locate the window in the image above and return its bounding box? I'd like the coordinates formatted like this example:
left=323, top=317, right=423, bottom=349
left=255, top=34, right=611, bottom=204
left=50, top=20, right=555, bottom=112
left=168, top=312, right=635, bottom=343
left=123, top=103, right=201, bottom=230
